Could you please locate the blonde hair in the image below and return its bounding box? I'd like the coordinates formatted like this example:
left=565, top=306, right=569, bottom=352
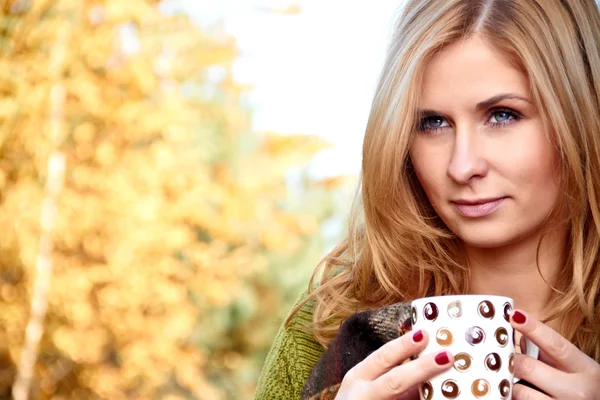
left=289, top=0, right=600, bottom=361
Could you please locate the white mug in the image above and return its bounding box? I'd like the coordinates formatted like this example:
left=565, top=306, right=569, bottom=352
left=411, top=295, right=539, bottom=400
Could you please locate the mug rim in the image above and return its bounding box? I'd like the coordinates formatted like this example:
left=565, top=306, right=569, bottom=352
left=411, top=294, right=514, bottom=303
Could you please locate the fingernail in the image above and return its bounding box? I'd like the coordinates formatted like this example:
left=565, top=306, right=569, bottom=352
left=435, top=351, right=450, bottom=365
left=512, top=311, right=527, bottom=324
left=412, top=330, right=423, bottom=343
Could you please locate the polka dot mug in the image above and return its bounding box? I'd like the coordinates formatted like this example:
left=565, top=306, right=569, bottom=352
left=411, top=295, right=539, bottom=400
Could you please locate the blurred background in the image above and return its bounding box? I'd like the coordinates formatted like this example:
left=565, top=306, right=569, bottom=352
left=0, top=0, right=402, bottom=398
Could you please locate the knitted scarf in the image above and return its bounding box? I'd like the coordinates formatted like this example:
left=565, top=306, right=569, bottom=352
left=301, top=302, right=412, bottom=400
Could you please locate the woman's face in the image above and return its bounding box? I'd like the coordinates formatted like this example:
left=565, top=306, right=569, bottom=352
left=409, top=35, right=560, bottom=248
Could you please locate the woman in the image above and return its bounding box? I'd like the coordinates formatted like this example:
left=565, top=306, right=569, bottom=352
left=255, top=0, right=600, bottom=399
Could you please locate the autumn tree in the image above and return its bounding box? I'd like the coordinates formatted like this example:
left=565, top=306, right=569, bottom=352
left=0, top=0, right=346, bottom=398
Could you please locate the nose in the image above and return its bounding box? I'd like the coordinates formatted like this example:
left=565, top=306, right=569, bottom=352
left=447, top=126, right=489, bottom=184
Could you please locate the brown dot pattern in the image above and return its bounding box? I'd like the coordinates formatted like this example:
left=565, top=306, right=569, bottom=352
left=471, top=379, right=490, bottom=398
left=477, top=300, right=495, bottom=319
left=465, top=326, right=485, bottom=345
left=436, top=328, right=454, bottom=346
left=484, top=352, right=501, bottom=372
left=421, top=381, right=433, bottom=400
left=447, top=300, right=462, bottom=319
left=441, top=379, right=460, bottom=399
left=503, top=302, right=512, bottom=322
left=499, top=379, right=511, bottom=399
left=453, top=353, right=472, bottom=372
left=495, top=327, right=508, bottom=347
left=415, top=298, right=516, bottom=399
left=424, top=302, right=439, bottom=321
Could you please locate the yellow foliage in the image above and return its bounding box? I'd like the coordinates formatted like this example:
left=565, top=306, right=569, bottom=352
left=0, top=0, right=340, bottom=398
left=261, top=131, right=331, bottom=159
left=104, top=0, right=155, bottom=24
left=0, top=98, right=18, bottom=117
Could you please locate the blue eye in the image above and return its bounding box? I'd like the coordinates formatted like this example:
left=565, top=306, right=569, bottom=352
left=417, top=108, right=521, bottom=134
left=489, top=110, right=516, bottom=126
left=419, top=116, right=448, bottom=132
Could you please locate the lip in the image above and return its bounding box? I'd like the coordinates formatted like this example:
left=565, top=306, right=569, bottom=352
left=451, top=197, right=506, bottom=218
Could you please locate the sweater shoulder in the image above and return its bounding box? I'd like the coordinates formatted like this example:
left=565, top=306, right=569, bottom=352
left=254, top=289, right=325, bottom=400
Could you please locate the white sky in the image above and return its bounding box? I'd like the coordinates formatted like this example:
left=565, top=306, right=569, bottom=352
left=182, top=0, right=405, bottom=178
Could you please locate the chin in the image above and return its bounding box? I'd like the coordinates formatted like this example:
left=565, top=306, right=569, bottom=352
left=456, top=233, right=516, bottom=249
left=447, top=221, right=528, bottom=249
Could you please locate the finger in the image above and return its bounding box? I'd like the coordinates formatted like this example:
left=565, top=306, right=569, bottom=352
left=537, top=349, right=557, bottom=369
left=513, top=353, right=571, bottom=398
left=371, top=350, right=454, bottom=400
left=520, top=336, right=557, bottom=368
left=519, top=335, right=527, bottom=354
left=511, top=309, right=592, bottom=372
left=354, top=329, right=429, bottom=380
left=512, top=382, right=551, bottom=400
left=395, top=385, right=419, bottom=400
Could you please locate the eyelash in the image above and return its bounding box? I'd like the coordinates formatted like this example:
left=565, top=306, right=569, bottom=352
left=417, top=108, right=522, bottom=134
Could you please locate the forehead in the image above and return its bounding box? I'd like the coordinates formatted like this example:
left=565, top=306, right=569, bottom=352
left=419, top=36, right=530, bottom=107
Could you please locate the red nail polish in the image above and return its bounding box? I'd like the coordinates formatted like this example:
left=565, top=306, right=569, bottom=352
left=435, top=351, right=450, bottom=365
left=413, top=330, right=423, bottom=343
left=512, top=311, right=527, bottom=324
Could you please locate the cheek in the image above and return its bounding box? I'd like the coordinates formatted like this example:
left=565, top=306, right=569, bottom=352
left=501, top=136, right=560, bottom=206
left=410, top=146, right=448, bottom=204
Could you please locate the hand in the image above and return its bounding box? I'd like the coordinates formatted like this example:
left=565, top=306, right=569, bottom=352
left=335, top=329, right=454, bottom=400
left=510, top=309, right=600, bottom=399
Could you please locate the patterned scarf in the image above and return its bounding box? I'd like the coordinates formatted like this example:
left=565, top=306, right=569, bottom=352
left=301, top=302, right=412, bottom=400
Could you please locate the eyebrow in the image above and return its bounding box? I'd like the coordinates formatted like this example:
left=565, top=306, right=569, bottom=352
left=417, top=93, right=532, bottom=116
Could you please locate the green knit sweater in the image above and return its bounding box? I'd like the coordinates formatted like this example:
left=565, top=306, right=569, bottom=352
left=254, top=290, right=325, bottom=399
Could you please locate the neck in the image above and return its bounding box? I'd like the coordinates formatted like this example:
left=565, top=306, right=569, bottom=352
left=465, top=225, right=568, bottom=321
